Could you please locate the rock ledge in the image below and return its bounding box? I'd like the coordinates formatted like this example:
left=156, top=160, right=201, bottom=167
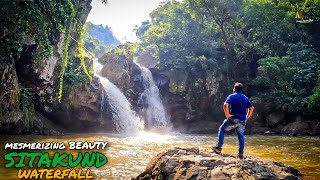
left=134, top=147, right=302, bottom=180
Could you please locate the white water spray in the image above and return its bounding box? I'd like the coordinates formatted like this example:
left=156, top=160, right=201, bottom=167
left=138, top=64, right=171, bottom=129
left=94, top=60, right=143, bottom=133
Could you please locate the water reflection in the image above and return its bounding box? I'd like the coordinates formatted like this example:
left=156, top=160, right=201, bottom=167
left=0, top=134, right=319, bottom=180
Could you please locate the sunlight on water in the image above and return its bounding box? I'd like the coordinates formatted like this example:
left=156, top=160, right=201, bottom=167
left=134, top=131, right=175, bottom=143
left=0, top=134, right=319, bottom=180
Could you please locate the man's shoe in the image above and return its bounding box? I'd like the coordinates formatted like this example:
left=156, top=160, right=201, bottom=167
left=238, top=154, right=244, bottom=160
left=212, top=146, right=222, bottom=154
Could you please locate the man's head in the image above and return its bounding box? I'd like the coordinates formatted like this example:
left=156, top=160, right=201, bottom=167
left=233, top=82, right=243, bottom=93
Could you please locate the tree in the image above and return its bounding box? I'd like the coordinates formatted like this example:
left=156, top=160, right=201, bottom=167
left=187, top=0, right=244, bottom=87
left=254, top=43, right=320, bottom=113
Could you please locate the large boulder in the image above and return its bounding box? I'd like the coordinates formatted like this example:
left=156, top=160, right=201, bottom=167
left=310, top=119, right=320, bottom=135
left=100, top=53, right=129, bottom=87
left=282, top=121, right=310, bottom=136
left=136, top=47, right=158, bottom=68
left=98, top=47, right=144, bottom=108
left=46, top=79, right=115, bottom=133
left=134, top=147, right=302, bottom=180
left=266, top=112, right=285, bottom=127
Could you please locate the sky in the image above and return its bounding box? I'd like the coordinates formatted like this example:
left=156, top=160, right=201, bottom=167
left=86, top=0, right=167, bottom=43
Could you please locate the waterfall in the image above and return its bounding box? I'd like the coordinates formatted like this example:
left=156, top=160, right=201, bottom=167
left=138, top=64, right=171, bottom=129
left=94, top=60, right=143, bottom=133
left=99, top=77, right=143, bottom=133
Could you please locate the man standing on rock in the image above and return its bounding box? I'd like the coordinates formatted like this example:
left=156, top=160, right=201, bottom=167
left=212, top=82, right=254, bottom=159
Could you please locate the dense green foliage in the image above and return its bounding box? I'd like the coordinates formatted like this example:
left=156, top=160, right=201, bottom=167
left=0, top=0, right=93, bottom=103
left=254, top=44, right=320, bottom=113
left=0, top=0, right=75, bottom=65
left=78, top=24, right=93, bottom=82
left=136, top=0, right=320, bottom=115
left=57, top=4, right=74, bottom=102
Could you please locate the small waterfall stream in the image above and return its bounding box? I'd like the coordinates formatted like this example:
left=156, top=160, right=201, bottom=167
left=99, top=77, right=143, bottom=133
left=93, top=59, right=171, bottom=133
left=138, top=64, right=171, bottom=129
left=94, top=60, right=143, bottom=133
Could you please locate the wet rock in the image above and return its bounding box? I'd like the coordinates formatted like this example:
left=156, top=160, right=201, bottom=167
left=150, top=69, right=170, bottom=90
left=0, top=64, right=20, bottom=112
left=0, top=64, right=24, bottom=134
left=98, top=47, right=145, bottom=108
left=47, top=83, right=115, bottom=133
left=0, top=111, right=24, bottom=134
left=0, top=0, right=93, bottom=135
left=31, top=112, right=63, bottom=135
left=134, top=147, right=302, bottom=180
left=100, top=53, right=130, bottom=89
left=266, top=112, right=285, bottom=127
left=137, top=47, right=158, bottom=68
left=282, top=121, right=310, bottom=136
left=310, top=119, right=320, bottom=135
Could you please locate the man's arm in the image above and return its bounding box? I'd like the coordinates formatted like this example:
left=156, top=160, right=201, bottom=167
left=223, top=103, right=233, bottom=119
left=246, top=106, right=254, bottom=120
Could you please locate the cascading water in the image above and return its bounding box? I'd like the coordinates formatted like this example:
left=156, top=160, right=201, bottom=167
left=138, top=64, right=171, bottom=129
left=93, top=60, right=143, bottom=133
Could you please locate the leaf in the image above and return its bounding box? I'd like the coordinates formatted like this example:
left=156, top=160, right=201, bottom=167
left=296, top=11, right=304, bottom=20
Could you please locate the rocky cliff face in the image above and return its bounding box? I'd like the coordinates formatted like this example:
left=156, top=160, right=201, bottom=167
left=0, top=0, right=93, bottom=135
left=0, top=64, right=23, bottom=134
left=134, top=147, right=302, bottom=180
left=137, top=49, right=227, bottom=133
left=247, top=98, right=320, bottom=136
left=98, top=46, right=145, bottom=110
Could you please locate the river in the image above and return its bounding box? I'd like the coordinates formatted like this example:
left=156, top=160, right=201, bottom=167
left=0, top=133, right=319, bottom=180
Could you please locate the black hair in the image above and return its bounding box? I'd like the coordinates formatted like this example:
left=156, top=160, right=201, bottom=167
left=234, top=82, right=243, bottom=93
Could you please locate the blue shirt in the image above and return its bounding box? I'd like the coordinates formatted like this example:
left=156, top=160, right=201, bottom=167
left=225, top=92, right=253, bottom=121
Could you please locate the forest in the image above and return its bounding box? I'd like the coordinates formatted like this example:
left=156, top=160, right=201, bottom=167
left=135, top=0, right=320, bottom=115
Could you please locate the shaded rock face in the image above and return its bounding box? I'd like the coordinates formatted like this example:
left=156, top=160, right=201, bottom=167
left=0, top=111, right=24, bottom=134
left=15, top=34, right=63, bottom=109
left=0, top=0, right=93, bottom=135
left=100, top=53, right=132, bottom=89
left=267, top=112, right=285, bottom=127
left=0, top=65, right=20, bottom=112
left=0, top=64, right=24, bottom=134
left=55, top=88, right=98, bottom=129
left=150, top=68, right=226, bottom=133
left=0, top=63, right=63, bottom=135
left=98, top=49, right=145, bottom=111
left=137, top=47, right=158, bottom=68
left=134, top=147, right=302, bottom=180
left=282, top=121, right=310, bottom=136
left=246, top=98, right=319, bottom=136
left=47, top=82, right=114, bottom=133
